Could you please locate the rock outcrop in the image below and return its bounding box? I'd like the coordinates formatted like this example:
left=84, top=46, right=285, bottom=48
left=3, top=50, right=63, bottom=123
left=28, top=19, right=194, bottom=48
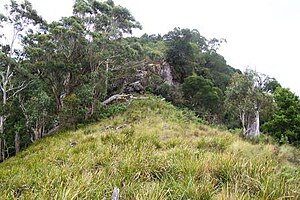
left=121, top=60, right=174, bottom=94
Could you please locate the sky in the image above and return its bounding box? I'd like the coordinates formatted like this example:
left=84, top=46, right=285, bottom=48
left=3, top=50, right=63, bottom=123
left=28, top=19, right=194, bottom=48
left=1, top=0, right=299, bottom=95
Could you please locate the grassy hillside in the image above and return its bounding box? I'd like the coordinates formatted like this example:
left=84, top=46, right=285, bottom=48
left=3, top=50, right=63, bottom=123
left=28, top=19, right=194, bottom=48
left=0, top=96, right=300, bottom=199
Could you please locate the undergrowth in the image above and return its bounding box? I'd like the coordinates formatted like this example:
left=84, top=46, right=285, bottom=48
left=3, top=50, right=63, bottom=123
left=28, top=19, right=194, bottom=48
left=0, top=96, right=299, bottom=199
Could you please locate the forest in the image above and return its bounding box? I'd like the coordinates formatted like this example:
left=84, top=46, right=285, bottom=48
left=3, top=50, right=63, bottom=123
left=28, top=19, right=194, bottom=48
left=0, top=0, right=299, bottom=162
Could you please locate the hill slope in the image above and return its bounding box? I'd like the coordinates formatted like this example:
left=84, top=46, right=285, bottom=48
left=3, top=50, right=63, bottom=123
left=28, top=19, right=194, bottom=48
left=0, top=96, right=300, bottom=199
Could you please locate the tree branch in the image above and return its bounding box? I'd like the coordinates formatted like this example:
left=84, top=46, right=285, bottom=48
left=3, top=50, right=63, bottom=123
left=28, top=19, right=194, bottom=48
left=7, top=81, right=31, bottom=100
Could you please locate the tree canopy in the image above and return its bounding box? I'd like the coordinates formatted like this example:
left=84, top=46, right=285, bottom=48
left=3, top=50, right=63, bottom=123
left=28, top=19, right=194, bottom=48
left=262, top=87, right=300, bottom=145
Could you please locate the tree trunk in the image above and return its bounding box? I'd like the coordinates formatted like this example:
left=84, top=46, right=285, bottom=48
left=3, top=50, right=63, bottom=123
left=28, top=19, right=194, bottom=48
left=102, top=94, right=132, bottom=105
left=0, top=138, right=3, bottom=162
left=15, top=132, right=20, bottom=155
left=245, top=110, right=260, bottom=137
left=253, top=110, right=260, bottom=136
left=240, top=110, right=246, bottom=134
left=3, top=138, right=9, bottom=159
left=0, top=116, right=4, bottom=161
left=0, top=88, right=6, bottom=161
left=104, top=61, right=109, bottom=98
left=0, top=116, right=3, bottom=135
left=51, top=86, right=63, bottom=112
left=32, top=127, right=42, bottom=141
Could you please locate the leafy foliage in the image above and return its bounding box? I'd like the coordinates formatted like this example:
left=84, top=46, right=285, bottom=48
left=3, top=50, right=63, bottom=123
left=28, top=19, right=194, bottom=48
left=164, top=28, right=207, bottom=82
left=182, top=75, right=222, bottom=119
left=225, top=70, right=275, bottom=137
left=262, top=87, right=300, bottom=145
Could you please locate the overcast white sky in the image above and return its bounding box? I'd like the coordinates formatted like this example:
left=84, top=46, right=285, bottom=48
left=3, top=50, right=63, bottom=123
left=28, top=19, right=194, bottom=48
left=1, top=0, right=300, bottom=95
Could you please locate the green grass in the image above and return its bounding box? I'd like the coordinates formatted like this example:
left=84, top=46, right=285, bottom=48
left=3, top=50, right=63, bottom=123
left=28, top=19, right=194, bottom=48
left=0, top=96, right=300, bottom=199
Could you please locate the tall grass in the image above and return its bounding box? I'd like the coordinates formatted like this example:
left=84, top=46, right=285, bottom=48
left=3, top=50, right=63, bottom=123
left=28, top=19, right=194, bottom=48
left=0, top=96, right=299, bottom=199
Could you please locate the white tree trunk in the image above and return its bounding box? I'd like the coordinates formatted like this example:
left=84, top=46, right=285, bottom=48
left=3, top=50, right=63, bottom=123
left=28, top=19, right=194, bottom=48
left=245, top=110, right=260, bottom=137
left=0, top=114, right=5, bottom=161
left=104, top=61, right=109, bottom=97
left=0, top=60, right=27, bottom=160
left=254, top=110, right=260, bottom=136
left=240, top=110, right=246, bottom=134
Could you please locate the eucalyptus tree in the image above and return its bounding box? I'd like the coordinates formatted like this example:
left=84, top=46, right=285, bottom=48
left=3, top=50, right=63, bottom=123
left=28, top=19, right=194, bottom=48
left=22, top=0, right=142, bottom=128
left=73, top=0, right=141, bottom=98
left=0, top=0, right=44, bottom=160
left=23, top=16, right=88, bottom=112
left=225, top=70, right=273, bottom=137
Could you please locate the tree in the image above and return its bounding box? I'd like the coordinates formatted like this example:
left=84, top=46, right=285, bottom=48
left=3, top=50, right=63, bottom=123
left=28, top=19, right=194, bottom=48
left=23, top=16, right=88, bottom=113
left=19, top=82, right=56, bottom=141
left=182, top=75, right=222, bottom=122
left=0, top=0, right=143, bottom=160
left=0, top=0, right=44, bottom=160
left=225, top=70, right=273, bottom=137
left=22, top=0, right=142, bottom=129
left=262, top=87, right=300, bottom=145
left=138, top=34, right=165, bottom=61
left=164, top=28, right=207, bottom=82
left=73, top=0, right=141, bottom=39
left=196, top=51, right=238, bottom=91
left=73, top=0, right=142, bottom=98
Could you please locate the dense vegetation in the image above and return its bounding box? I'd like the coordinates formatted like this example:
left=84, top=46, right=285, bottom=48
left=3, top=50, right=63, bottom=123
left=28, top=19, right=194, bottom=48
left=1, top=97, right=300, bottom=199
left=0, top=0, right=299, bottom=163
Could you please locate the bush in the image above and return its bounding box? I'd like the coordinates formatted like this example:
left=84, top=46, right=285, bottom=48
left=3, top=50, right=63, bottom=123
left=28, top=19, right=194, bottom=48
left=97, top=104, right=128, bottom=120
left=60, top=94, right=86, bottom=128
